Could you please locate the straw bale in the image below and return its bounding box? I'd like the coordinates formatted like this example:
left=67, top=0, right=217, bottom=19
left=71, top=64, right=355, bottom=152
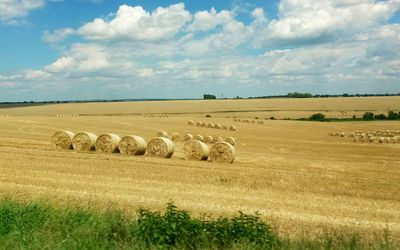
left=51, top=130, right=75, bottom=150
left=118, top=135, right=147, bottom=155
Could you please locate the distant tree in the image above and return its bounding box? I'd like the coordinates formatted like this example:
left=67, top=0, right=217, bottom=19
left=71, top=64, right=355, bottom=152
left=287, top=92, right=313, bottom=98
left=309, top=113, right=326, bottom=121
left=387, top=111, right=399, bottom=120
left=204, top=94, right=216, bottom=100
left=374, top=114, right=387, bottom=120
left=362, top=112, right=374, bottom=121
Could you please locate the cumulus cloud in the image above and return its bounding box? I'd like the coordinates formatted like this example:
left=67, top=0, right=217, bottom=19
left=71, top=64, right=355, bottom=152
left=42, top=28, right=75, bottom=43
left=0, top=0, right=45, bottom=23
left=255, top=0, right=400, bottom=46
left=186, top=7, right=233, bottom=32
left=78, top=3, right=192, bottom=42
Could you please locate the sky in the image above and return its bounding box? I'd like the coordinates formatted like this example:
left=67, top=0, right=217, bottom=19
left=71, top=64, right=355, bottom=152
left=0, top=0, right=399, bottom=101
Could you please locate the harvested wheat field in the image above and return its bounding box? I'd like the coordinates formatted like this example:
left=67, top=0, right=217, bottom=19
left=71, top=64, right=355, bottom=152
left=0, top=97, right=399, bottom=241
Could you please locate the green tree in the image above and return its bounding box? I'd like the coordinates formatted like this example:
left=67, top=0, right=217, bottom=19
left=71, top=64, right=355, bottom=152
left=362, top=112, right=374, bottom=121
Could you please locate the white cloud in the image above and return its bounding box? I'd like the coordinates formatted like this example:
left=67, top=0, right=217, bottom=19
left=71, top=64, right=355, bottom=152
left=255, top=0, right=400, bottom=46
left=42, top=28, right=75, bottom=43
left=186, top=7, right=233, bottom=32
left=78, top=3, right=192, bottom=42
left=0, top=0, right=44, bottom=23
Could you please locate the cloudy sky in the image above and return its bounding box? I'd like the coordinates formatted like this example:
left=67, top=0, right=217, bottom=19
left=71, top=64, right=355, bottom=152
left=0, top=0, right=399, bottom=101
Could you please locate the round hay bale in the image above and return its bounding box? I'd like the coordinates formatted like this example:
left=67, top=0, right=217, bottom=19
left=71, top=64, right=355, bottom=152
left=348, top=133, right=355, bottom=138
left=229, top=125, right=237, bottom=131
left=187, top=120, right=194, bottom=126
left=201, top=122, right=208, bottom=128
left=194, top=135, right=204, bottom=142
left=225, top=137, right=236, bottom=146
left=387, top=137, right=395, bottom=144
left=51, top=130, right=75, bottom=150
left=212, top=136, right=224, bottom=144
left=146, top=137, right=174, bottom=158
left=118, top=135, right=146, bottom=155
left=157, top=131, right=168, bottom=138
left=183, top=140, right=209, bottom=161
left=214, top=124, right=221, bottom=129
left=251, top=120, right=256, bottom=123
left=95, top=133, right=121, bottom=153
left=334, top=132, right=340, bottom=137
left=209, top=142, right=236, bottom=163
left=328, top=132, right=334, bottom=136
left=207, top=123, right=214, bottom=128
left=171, top=132, right=181, bottom=141
left=379, top=137, right=387, bottom=143
left=204, top=135, right=213, bottom=143
left=72, top=132, right=97, bottom=152
left=393, top=136, right=400, bottom=143
left=195, top=121, right=202, bottom=127
left=221, top=125, right=228, bottom=130
left=340, top=132, right=346, bottom=137
left=183, top=134, right=193, bottom=141
left=236, top=118, right=241, bottom=122
left=354, top=137, right=361, bottom=143
left=257, top=121, right=264, bottom=124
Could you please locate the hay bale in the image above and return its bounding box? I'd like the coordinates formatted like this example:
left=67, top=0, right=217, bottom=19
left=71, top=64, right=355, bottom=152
left=187, top=120, right=194, bottom=126
left=72, top=132, right=97, bottom=152
left=118, top=135, right=147, bottom=155
left=196, top=121, right=202, bottom=127
left=194, top=135, right=204, bottom=142
left=379, top=137, right=387, bottom=143
left=334, top=132, right=340, bottom=137
left=348, top=133, right=355, bottom=138
left=201, top=122, right=208, bottom=128
left=207, top=123, right=214, bottom=128
left=214, top=124, right=221, bottom=129
left=328, top=132, right=334, bottom=136
left=257, top=121, right=264, bottom=124
left=221, top=125, right=228, bottom=130
left=146, top=137, right=174, bottom=158
left=95, top=133, right=121, bottom=153
left=354, top=137, right=361, bottom=143
left=209, top=142, right=236, bottom=163
left=183, top=134, right=193, bottom=141
left=229, top=125, right=237, bottom=131
left=183, top=140, right=209, bottom=161
left=204, top=135, right=213, bottom=143
left=157, top=131, right=168, bottom=138
left=212, top=136, right=223, bottom=144
left=251, top=120, right=256, bottom=123
left=340, top=132, right=346, bottom=137
left=51, top=130, right=75, bottom=150
left=394, top=136, right=400, bottom=143
left=171, top=132, right=181, bottom=141
left=225, top=137, right=236, bottom=146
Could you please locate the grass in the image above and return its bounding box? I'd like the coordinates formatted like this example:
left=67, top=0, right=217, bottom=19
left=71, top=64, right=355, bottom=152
left=0, top=199, right=398, bottom=249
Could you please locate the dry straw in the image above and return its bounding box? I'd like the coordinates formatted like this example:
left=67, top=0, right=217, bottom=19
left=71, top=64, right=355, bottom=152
left=209, top=142, right=236, bottom=163
left=171, top=132, right=181, bottom=141
left=194, top=135, right=204, bottom=142
left=51, top=130, right=75, bottom=150
left=214, top=124, right=221, bottom=129
left=225, top=137, right=236, bottom=146
left=201, top=122, right=208, bottom=127
left=72, top=132, right=97, bottom=152
left=96, top=133, right=121, bottom=153
left=146, top=137, right=174, bottom=158
left=204, top=135, right=213, bottom=143
left=183, top=134, right=193, bottom=141
left=229, top=125, right=237, bottom=131
left=118, top=135, right=147, bottom=155
left=196, top=121, right=202, bottom=127
left=183, top=140, right=209, bottom=161
left=157, top=131, right=169, bottom=138
left=207, top=123, right=214, bottom=128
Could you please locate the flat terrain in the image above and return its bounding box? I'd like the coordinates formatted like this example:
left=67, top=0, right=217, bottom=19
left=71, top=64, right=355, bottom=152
left=0, top=97, right=399, bottom=240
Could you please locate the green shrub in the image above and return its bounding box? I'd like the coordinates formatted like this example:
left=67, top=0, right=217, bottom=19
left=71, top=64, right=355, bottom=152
left=309, top=113, right=326, bottom=121
left=362, top=112, right=374, bottom=121
left=387, top=111, right=400, bottom=120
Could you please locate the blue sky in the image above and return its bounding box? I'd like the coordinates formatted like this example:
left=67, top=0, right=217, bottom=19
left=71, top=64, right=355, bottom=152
left=0, top=0, right=399, bottom=101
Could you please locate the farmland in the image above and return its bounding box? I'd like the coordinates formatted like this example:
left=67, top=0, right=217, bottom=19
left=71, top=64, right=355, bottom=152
left=0, top=96, right=399, bottom=242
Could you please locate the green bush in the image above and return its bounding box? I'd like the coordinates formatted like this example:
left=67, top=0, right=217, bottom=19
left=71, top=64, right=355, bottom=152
left=362, top=112, right=374, bottom=121
left=387, top=111, right=400, bottom=120
left=309, top=113, right=326, bottom=121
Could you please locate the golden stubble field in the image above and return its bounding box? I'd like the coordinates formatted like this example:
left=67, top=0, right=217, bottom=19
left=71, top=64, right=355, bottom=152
left=0, top=96, right=399, bottom=239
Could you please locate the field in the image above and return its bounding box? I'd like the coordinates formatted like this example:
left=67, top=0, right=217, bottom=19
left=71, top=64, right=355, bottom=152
left=0, top=96, right=399, bottom=242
